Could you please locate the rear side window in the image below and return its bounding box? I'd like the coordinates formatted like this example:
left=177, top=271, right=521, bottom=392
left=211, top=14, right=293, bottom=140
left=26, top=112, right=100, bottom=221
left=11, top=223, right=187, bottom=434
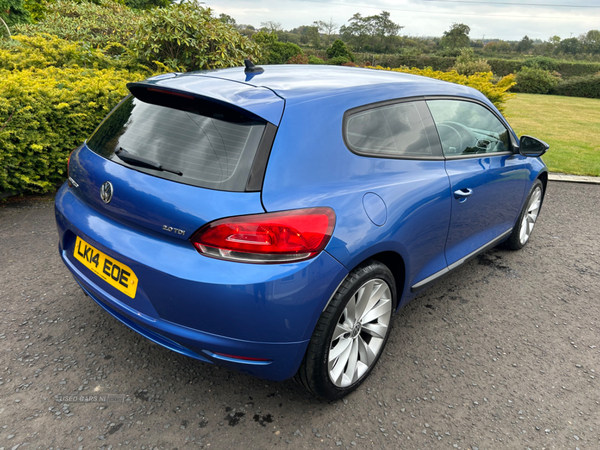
left=344, top=101, right=442, bottom=159
left=87, top=96, right=266, bottom=192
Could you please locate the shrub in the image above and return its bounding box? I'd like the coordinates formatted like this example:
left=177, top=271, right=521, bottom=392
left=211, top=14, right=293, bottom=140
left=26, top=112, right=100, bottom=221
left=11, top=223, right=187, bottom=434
left=0, top=34, right=145, bottom=71
left=355, top=53, right=456, bottom=71
left=453, top=59, right=492, bottom=76
left=0, top=66, right=146, bottom=194
left=488, top=57, right=600, bottom=78
left=451, top=49, right=491, bottom=76
left=286, top=54, right=308, bottom=64
left=326, top=39, right=354, bottom=62
left=512, top=67, right=561, bottom=94
left=14, top=0, right=142, bottom=48
left=308, top=55, right=325, bottom=65
left=129, top=3, right=261, bottom=71
left=369, top=66, right=516, bottom=112
left=523, top=56, right=559, bottom=71
left=252, top=31, right=302, bottom=65
left=551, top=75, right=600, bottom=98
left=328, top=56, right=350, bottom=65
left=269, top=41, right=302, bottom=64
left=0, top=0, right=31, bottom=26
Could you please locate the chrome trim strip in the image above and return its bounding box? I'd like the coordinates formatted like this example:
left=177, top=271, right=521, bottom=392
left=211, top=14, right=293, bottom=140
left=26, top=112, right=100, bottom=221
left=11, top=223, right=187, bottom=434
left=411, top=228, right=513, bottom=292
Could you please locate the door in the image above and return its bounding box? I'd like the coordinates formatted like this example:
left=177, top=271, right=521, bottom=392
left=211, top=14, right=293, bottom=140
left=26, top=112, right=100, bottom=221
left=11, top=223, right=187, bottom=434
left=426, top=99, right=528, bottom=265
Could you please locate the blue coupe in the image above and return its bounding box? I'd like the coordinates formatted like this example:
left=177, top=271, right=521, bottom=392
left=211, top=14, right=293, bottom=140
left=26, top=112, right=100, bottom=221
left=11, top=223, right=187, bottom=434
left=55, top=63, right=548, bottom=399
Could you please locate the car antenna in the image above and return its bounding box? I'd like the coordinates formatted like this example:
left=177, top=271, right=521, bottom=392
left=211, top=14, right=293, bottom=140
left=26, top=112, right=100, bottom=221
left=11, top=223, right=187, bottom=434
left=244, top=59, right=264, bottom=74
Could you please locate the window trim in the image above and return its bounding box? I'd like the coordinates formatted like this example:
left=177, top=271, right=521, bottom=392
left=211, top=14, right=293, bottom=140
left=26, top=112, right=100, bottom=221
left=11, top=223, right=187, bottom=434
left=342, top=95, right=519, bottom=162
left=342, top=96, right=444, bottom=161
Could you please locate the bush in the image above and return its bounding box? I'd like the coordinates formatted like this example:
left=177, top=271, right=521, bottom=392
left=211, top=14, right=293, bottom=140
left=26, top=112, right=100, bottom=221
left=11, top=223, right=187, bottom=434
left=453, top=59, right=492, bottom=76
left=451, top=48, right=491, bottom=75
left=369, top=66, right=515, bottom=112
left=523, top=56, right=559, bottom=71
left=14, top=0, right=142, bottom=48
left=512, top=67, right=561, bottom=94
left=0, top=34, right=145, bottom=71
left=489, top=57, right=600, bottom=78
left=326, top=39, right=354, bottom=62
left=0, top=66, right=146, bottom=194
left=308, top=55, right=325, bottom=64
left=286, top=54, right=308, bottom=64
left=355, top=53, right=456, bottom=71
left=551, top=75, right=600, bottom=98
left=129, top=3, right=261, bottom=71
left=328, top=56, right=350, bottom=65
left=0, top=0, right=31, bottom=27
left=252, top=31, right=302, bottom=65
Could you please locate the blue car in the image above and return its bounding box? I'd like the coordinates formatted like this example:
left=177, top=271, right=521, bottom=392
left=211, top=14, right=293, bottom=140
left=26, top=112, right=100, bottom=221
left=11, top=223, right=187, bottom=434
left=55, top=63, right=548, bottom=399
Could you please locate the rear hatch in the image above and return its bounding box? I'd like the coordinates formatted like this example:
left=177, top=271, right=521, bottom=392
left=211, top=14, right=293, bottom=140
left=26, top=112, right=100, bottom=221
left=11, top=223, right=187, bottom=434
left=64, top=74, right=284, bottom=313
left=68, top=74, right=283, bottom=240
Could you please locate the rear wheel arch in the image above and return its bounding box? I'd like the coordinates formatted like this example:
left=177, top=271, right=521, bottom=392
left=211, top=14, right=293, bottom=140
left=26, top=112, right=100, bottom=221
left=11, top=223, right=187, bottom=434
left=365, top=251, right=406, bottom=309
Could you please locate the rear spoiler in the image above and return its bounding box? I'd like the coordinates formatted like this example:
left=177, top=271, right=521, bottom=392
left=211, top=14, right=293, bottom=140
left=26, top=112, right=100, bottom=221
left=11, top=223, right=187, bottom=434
left=127, top=75, right=284, bottom=126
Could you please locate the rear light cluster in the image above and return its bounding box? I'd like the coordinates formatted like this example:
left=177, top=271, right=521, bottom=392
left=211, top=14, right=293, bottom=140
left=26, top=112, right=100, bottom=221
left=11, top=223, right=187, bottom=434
left=190, top=208, right=336, bottom=263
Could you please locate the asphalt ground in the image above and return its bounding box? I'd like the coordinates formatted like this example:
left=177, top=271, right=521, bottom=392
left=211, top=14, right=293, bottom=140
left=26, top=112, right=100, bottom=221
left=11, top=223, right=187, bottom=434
left=0, top=181, right=599, bottom=450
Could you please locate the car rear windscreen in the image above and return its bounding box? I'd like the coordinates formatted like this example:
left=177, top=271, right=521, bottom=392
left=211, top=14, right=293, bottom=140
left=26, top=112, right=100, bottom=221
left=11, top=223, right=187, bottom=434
left=86, top=95, right=266, bottom=192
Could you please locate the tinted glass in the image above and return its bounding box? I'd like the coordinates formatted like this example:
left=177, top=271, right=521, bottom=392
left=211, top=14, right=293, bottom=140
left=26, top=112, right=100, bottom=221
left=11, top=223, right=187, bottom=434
left=345, top=101, right=440, bottom=158
left=87, top=96, right=266, bottom=191
left=427, top=100, right=510, bottom=156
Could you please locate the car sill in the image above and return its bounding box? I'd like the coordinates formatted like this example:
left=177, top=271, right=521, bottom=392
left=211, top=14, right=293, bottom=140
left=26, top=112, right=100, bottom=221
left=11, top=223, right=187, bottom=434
left=410, top=228, right=513, bottom=293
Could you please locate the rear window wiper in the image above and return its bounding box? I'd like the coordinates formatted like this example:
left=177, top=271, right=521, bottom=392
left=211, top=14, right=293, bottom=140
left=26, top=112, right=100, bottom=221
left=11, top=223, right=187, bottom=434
left=116, top=147, right=183, bottom=176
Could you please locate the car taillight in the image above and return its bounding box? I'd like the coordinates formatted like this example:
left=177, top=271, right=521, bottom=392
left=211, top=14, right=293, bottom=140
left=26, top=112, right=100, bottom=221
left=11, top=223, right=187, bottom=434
left=190, top=207, right=336, bottom=263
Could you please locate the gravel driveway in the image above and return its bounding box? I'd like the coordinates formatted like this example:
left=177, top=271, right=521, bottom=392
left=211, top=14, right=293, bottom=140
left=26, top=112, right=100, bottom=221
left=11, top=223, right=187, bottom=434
left=1, top=181, right=599, bottom=449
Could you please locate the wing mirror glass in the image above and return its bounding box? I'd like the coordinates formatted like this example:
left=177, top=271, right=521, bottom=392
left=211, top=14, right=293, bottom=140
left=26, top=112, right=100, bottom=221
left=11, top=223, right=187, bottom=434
left=518, top=135, right=549, bottom=157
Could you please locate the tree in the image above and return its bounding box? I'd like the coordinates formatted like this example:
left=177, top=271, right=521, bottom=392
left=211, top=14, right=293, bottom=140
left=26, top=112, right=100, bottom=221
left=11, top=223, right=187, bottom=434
left=440, top=23, right=470, bottom=49
left=0, top=0, right=31, bottom=26
left=517, top=35, right=533, bottom=53
left=218, top=13, right=236, bottom=26
left=130, top=3, right=262, bottom=71
left=260, top=20, right=282, bottom=33
left=339, top=11, right=403, bottom=52
left=326, top=39, right=354, bottom=62
left=314, top=17, right=337, bottom=46
left=559, top=37, right=581, bottom=55
left=253, top=31, right=303, bottom=64
left=580, top=29, right=600, bottom=54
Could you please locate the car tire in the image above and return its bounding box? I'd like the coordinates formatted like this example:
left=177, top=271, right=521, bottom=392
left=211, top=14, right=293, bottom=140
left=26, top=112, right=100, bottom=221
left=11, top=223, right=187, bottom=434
left=504, top=179, right=544, bottom=251
left=295, top=260, right=397, bottom=400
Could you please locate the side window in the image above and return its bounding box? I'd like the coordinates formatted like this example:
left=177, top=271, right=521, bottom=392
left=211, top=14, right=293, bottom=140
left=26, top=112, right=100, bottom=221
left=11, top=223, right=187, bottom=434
left=426, top=100, right=511, bottom=156
left=345, top=101, right=442, bottom=158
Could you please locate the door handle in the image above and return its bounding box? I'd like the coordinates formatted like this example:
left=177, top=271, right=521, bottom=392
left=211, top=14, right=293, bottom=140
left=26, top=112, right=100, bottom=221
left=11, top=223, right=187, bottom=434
left=454, top=188, right=473, bottom=202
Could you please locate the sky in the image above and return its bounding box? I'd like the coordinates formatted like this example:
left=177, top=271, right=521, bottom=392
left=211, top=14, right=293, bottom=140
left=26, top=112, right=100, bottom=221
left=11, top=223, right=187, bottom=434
left=205, top=0, right=600, bottom=41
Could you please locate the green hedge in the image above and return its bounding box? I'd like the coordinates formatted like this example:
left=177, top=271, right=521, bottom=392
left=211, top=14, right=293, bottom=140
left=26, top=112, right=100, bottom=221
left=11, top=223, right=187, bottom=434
left=489, top=57, right=600, bottom=78
left=0, top=66, right=145, bottom=194
left=551, top=75, right=600, bottom=99
left=355, top=53, right=456, bottom=71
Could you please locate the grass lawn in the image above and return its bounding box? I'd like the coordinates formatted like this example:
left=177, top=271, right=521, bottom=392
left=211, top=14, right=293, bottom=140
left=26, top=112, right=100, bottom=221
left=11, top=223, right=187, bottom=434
left=503, top=93, right=600, bottom=177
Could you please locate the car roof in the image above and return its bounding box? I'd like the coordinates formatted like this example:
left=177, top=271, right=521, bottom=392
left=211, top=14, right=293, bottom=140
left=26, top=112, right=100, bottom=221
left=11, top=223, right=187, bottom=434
left=145, top=65, right=488, bottom=108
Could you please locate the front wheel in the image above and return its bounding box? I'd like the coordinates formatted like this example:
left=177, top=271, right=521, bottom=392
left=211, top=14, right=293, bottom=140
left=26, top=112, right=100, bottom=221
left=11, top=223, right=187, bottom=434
left=295, top=261, right=396, bottom=400
left=504, top=179, right=544, bottom=250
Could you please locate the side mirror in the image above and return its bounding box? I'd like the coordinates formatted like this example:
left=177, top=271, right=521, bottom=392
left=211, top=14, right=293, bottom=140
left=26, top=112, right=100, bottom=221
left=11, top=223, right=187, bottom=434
left=518, top=135, right=549, bottom=157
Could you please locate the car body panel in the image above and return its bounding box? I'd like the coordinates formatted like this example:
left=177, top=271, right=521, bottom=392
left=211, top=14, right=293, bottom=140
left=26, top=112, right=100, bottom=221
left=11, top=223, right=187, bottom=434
left=443, top=154, right=529, bottom=265
left=56, top=184, right=348, bottom=344
left=55, top=65, right=549, bottom=383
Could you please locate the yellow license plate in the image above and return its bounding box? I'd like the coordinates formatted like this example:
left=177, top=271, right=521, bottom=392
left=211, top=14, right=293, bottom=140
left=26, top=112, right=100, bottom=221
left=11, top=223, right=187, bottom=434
left=74, top=236, right=138, bottom=299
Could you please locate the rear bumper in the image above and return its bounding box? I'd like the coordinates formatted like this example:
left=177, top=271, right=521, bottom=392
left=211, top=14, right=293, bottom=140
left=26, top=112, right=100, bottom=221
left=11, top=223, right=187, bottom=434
left=55, top=183, right=348, bottom=381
